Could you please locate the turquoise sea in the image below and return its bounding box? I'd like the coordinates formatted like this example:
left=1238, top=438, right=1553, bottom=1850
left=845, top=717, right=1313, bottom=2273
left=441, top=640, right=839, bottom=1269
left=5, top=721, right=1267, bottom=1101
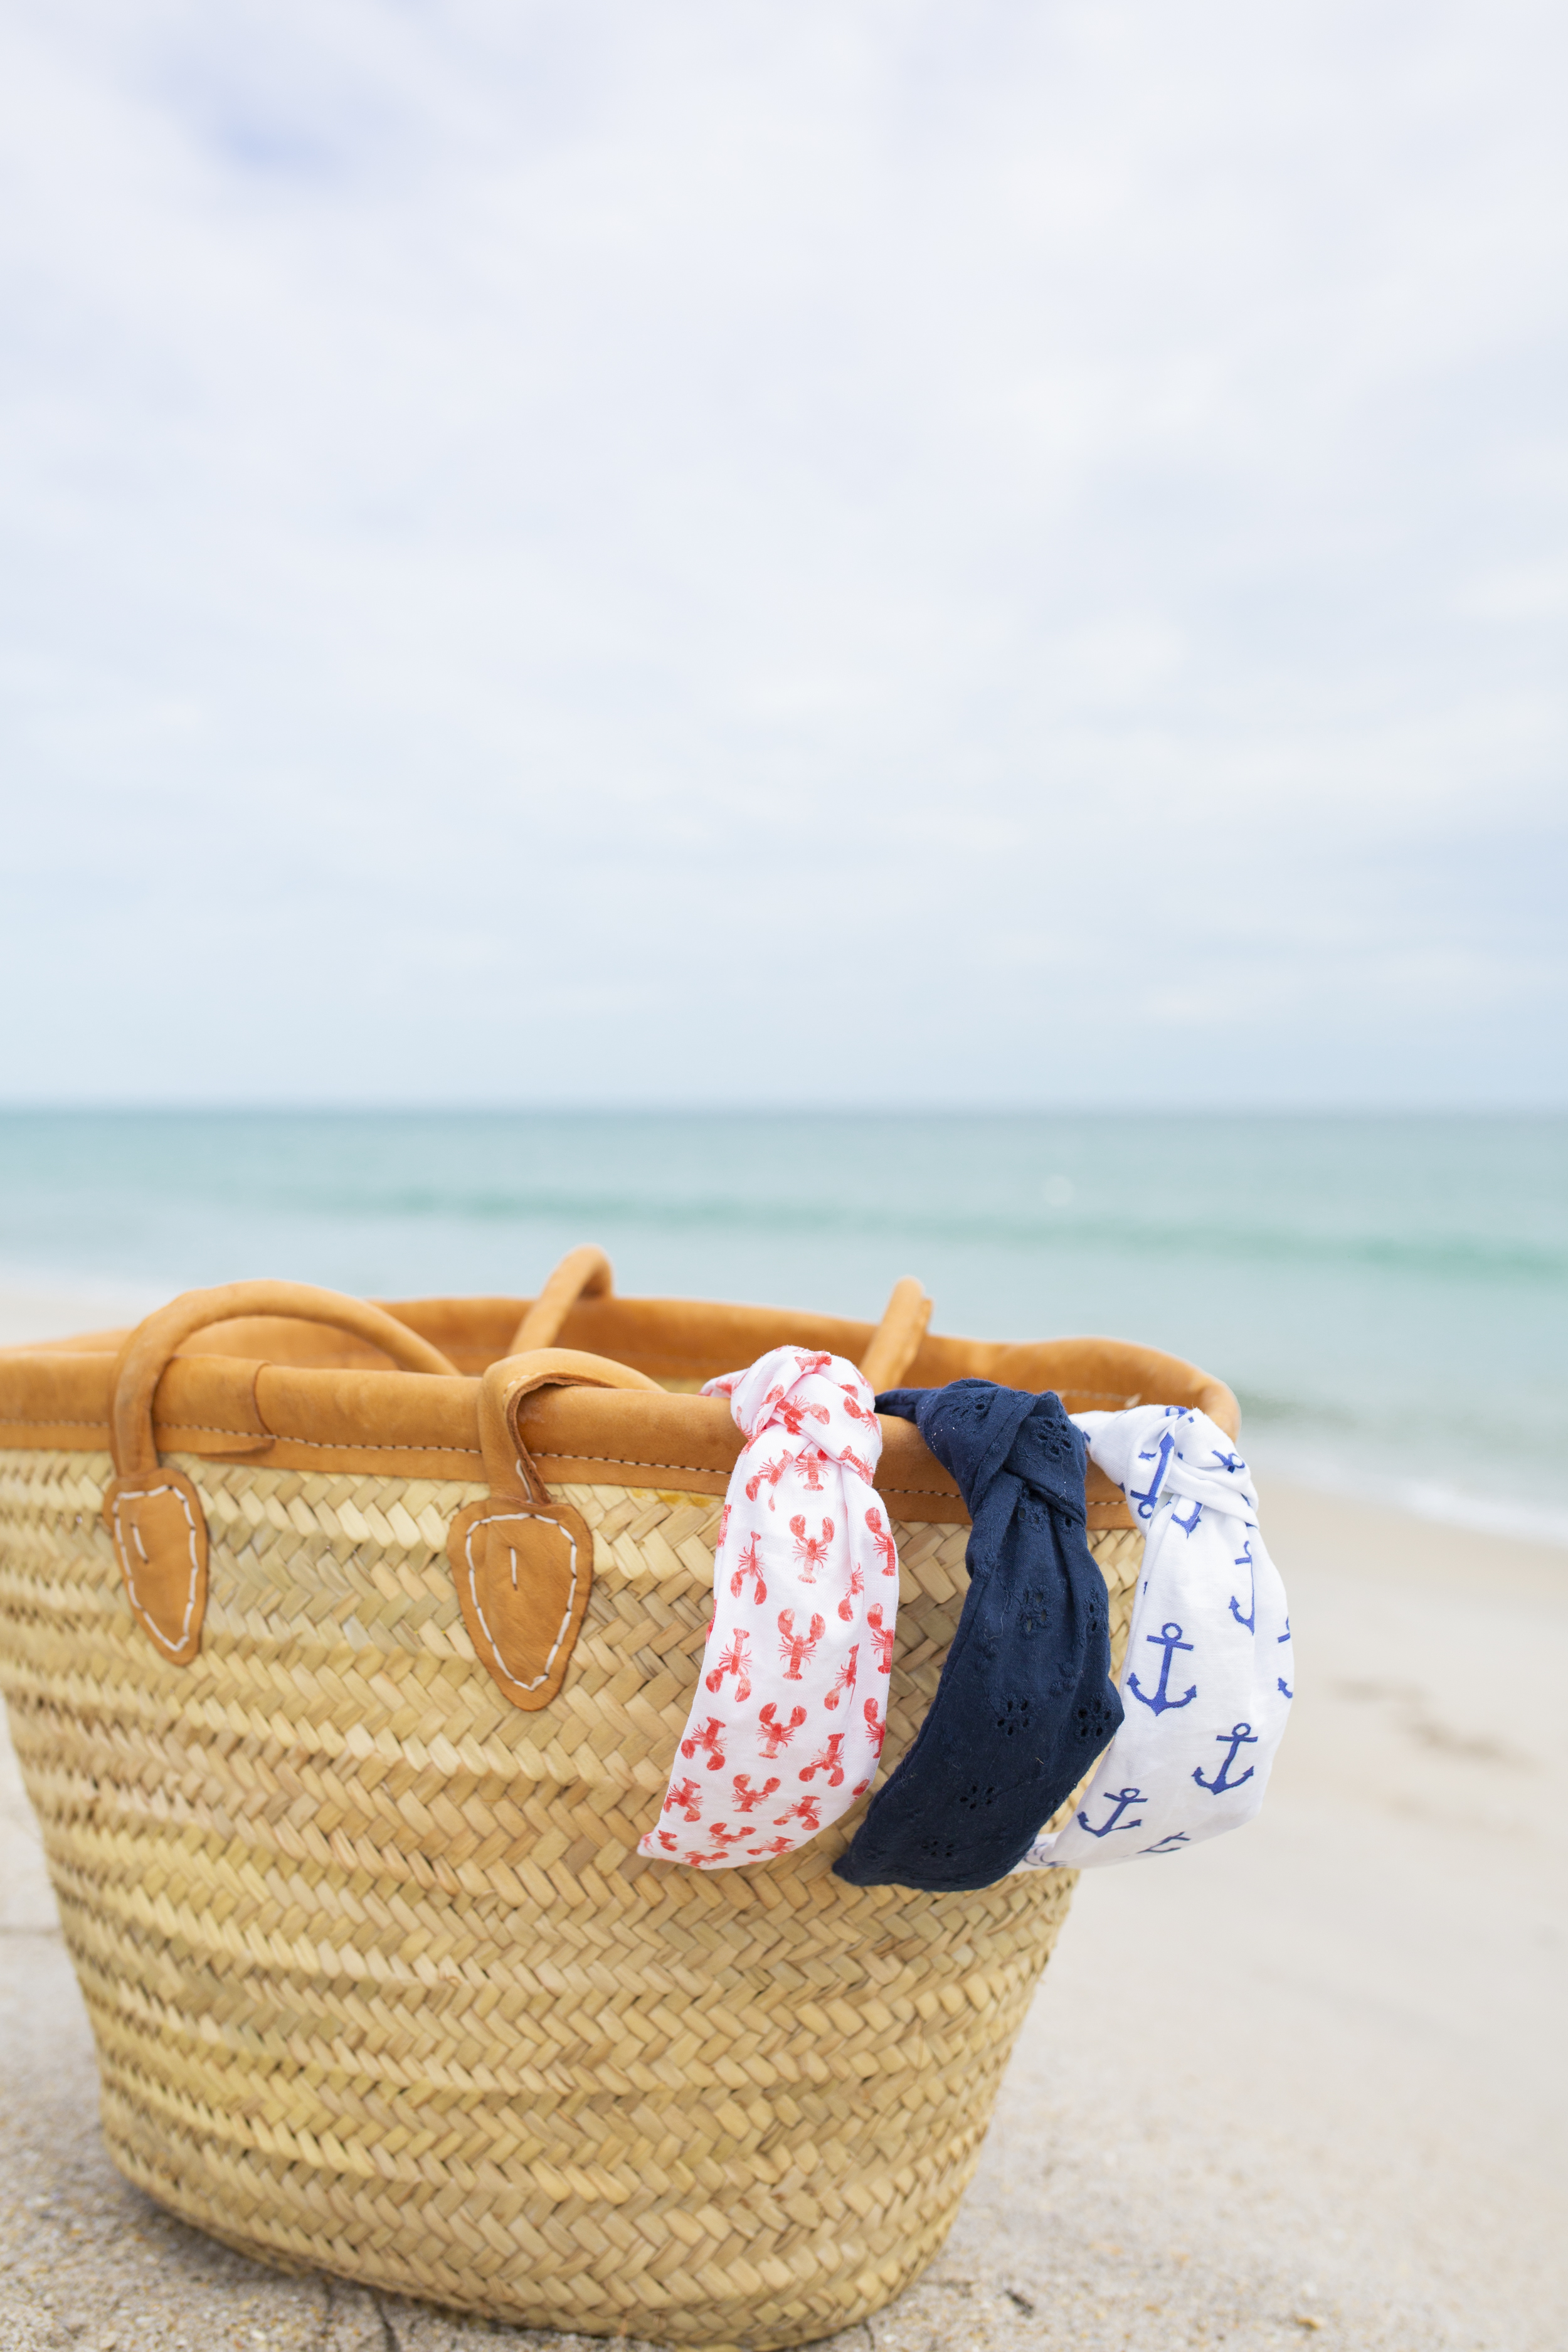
left=0, top=1111, right=1562, bottom=1544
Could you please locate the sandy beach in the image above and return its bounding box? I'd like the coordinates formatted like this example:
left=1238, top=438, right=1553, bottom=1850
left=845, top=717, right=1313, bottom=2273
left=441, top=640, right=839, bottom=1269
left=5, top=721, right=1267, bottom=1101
left=2, top=1382, right=1564, bottom=2349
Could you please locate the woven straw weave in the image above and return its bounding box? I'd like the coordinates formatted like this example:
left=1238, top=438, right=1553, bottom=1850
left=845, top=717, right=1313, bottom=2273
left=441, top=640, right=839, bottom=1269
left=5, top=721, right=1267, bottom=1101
left=0, top=1444, right=1142, bottom=2349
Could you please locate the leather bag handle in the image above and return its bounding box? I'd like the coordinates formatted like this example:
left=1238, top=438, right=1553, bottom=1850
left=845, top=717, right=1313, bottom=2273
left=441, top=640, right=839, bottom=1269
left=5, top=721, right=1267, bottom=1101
left=506, top=1245, right=613, bottom=1355
left=103, top=1281, right=459, bottom=1666
left=110, top=1279, right=457, bottom=1481
left=448, top=1347, right=664, bottom=1710
left=859, top=1275, right=933, bottom=1392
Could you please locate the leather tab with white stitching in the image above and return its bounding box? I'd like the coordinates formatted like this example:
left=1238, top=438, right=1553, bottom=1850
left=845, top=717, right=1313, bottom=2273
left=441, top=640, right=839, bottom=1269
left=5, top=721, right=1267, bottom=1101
left=103, top=1470, right=209, bottom=1666
left=446, top=1495, right=594, bottom=1711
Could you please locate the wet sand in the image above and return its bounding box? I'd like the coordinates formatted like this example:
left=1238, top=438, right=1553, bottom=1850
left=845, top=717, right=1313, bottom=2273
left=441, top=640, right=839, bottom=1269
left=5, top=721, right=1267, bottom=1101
left=3, top=1391, right=1564, bottom=2349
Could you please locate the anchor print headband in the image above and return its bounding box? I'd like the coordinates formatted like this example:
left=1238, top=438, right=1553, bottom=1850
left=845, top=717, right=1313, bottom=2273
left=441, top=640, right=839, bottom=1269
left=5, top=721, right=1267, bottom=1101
left=1017, top=1404, right=1293, bottom=1872
left=638, top=1347, right=900, bottom=1870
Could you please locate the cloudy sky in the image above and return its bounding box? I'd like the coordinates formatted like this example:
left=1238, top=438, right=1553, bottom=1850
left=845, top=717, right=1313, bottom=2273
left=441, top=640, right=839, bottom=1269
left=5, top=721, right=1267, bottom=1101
left=2, top=1, right=1564, bottom=1107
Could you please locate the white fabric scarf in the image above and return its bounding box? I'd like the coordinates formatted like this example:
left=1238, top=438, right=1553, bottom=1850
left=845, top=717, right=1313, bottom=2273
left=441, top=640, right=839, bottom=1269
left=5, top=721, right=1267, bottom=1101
left=1018, top=1405, right=1293, bottom=1872
left=639, top=1347, right=899, bottom=1870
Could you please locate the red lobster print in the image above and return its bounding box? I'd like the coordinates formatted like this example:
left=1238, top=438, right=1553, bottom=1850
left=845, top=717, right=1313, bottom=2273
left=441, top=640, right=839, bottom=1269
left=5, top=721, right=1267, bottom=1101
left=842, top=1448, right=875, bottom=1484
left=772, top=1392, right=830, bottom=1441
left=837, top=1555, right=864, bottom=1623
left=824, top=1643, right=859, bottom=1711
left=778, top=1609, right=826, bottom=1680
left=728, top=1531, right=766, bottom=1604
left=839, top=1383, right=878, bottom=1431
left=794, top=1446, right=828, bottom=1493
left=866, top=1603, right=895, bottom=1673
left=775, top=1793, right=822, bottom=1833
left=706, top=1822, right=755, bottom=1850
left=705, top=1625, right=752, bottom=1703
left=799, top=1732, right=846, bottom=1786
left=862, top=1695, right=886, bottom=1757
left=663, top=1776, right=704, bottom=1821
left=755, top=1354, right=833, bottom=1429
left=758, top=1835, right=795, bottom=1857
left=745, top=1453, right=788, bottom=1507
left=865, top=1507, right=898, bottom=1577
left=758, top=1702, right=807, bottom=1757
left=679, top=1717, right=728, bottom=1771
left=657, top=1829, right=681, bottom=1853
left=717, top=1503, right=732, bottom=1550
left=731, top=1773, right=780, bottom=1814
left=789, top=1514, right=835, bottom=1581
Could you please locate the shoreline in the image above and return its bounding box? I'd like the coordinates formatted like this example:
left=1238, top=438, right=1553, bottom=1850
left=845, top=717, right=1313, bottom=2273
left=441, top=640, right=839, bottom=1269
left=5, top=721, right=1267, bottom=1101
left=1249, top=1444, right=1568, bottom=1553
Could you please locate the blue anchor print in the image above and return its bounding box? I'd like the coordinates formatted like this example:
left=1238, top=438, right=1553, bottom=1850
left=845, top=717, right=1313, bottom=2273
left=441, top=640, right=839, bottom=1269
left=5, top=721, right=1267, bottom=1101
left=1139, top=1830, right=1190, bottom=1855
left=1229, top=1540, right=1256, bottom=1633
left=1278, top=1675, right=1293, bottom=1699
left=1076, top=1786, right=1147, bottom=1838
left=1207, top=1447, right=1244, bottom=1474
left=1278, top=1618, right=1291, bottom=1643
left=1172, top=1498, right=1204, bottom=1536
left=1128, top=1621, right=1197, bottom=1716
left=1129, top=1431, right=1176, bottom=1520
left=1193, top=1721, right=1258, bottom=1795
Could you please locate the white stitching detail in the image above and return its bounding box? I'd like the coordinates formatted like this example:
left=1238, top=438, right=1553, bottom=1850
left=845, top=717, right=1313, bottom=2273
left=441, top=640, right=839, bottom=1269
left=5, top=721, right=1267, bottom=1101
left=225, top=1434, right=481, bottom=1456
left=0, top=1418, right=116, bottom=1431
left=110, top=1481, right=201, bottom=1654
left=0, top=1426, right=959, bottom=1498
left=0, top=1419, right=485, bottom=1456
left=464, top=1510, right=579, bottom=1694
left=526, top=1448, right=963, bottom=1499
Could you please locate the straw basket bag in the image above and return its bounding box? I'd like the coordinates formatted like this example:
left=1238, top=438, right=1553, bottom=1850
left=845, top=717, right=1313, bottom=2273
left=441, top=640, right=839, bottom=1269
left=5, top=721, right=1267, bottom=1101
left=0, top=1251, right=1237, bottom=2349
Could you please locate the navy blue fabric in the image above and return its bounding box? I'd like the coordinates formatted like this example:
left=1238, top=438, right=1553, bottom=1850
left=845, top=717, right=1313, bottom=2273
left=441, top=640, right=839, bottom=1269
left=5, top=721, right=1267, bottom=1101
left=833, top=1382, right=1123, bottom=1894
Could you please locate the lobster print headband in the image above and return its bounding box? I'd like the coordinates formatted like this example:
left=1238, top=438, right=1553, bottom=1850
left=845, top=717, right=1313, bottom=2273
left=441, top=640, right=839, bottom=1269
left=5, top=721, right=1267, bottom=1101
left=639, top=1347, right=899, bottom=1870
left=1017, top=1405, right=1293, bottom=1871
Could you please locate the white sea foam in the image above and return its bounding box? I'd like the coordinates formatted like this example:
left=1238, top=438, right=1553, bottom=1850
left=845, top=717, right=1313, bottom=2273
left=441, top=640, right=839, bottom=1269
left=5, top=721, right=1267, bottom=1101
left=1249, top=1439, right=1568, bottom=1553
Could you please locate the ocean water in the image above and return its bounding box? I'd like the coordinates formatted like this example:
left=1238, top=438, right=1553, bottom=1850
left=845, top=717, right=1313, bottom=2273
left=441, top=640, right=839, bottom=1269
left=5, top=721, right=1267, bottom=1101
left=0, top=1110, right=1562, bottom=1544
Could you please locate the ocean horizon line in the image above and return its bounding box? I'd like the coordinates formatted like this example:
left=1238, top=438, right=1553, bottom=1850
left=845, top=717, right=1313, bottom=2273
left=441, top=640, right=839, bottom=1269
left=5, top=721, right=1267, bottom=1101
left=1, top=1102, right=1566, bottom=1122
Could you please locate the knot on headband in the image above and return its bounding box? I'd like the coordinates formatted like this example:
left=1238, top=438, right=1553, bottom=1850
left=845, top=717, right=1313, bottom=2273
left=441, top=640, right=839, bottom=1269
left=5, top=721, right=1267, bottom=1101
left=709, top=1347, right=884, bottom=1479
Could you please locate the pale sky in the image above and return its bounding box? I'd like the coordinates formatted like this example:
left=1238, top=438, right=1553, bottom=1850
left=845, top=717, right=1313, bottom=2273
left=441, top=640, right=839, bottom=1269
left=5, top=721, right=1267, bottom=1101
left=3, top=1, right=1565, bottom=1106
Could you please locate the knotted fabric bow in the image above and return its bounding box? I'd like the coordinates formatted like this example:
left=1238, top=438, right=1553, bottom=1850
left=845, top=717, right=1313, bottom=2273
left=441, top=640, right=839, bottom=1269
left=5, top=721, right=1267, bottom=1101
left=834, top=1382, right=1123, bottom=1893
left=638, top=1347, right=899, bottom=1870
left=1017, top=1405, right=1293, bottom=1872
